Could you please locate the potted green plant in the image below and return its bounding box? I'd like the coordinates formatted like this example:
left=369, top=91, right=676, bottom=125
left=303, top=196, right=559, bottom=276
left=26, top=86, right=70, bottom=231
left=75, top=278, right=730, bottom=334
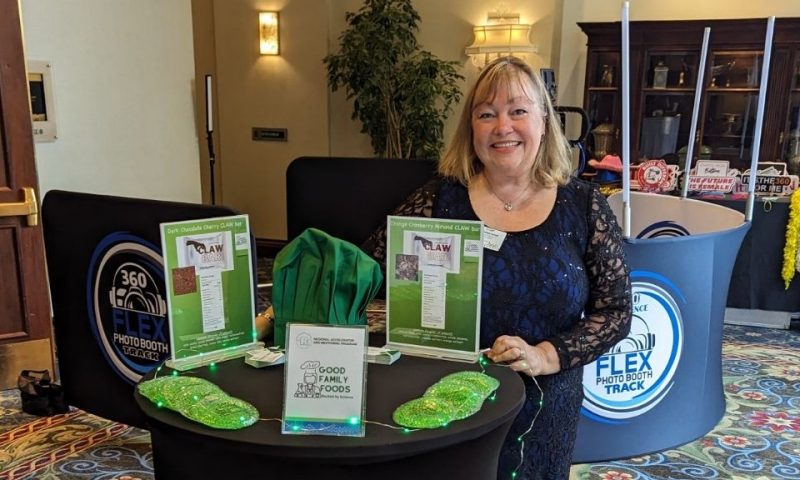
left=324, top=0, right=463, bottom=160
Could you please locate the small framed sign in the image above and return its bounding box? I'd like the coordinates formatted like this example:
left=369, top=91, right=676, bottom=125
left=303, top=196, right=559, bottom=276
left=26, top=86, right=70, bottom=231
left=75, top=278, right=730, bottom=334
left=28, top=60, right=57, bottom=142
left=695, top=160, right=730, bottom=177
left=282, top=323, right=368, bottom=437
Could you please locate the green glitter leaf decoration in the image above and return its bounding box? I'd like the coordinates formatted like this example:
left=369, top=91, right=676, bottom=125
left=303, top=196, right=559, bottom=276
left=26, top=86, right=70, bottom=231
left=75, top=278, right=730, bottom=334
left=183, top=394, right=260, bottom=429
left=393, top=397, right=454, bottom=429
left=138, top=376, right=258, bottom=430
left=439, top=371, right=500, bottom=397
left=393, top=370, right=500, bottom=429
left=425, top=382, right=484, bottom=420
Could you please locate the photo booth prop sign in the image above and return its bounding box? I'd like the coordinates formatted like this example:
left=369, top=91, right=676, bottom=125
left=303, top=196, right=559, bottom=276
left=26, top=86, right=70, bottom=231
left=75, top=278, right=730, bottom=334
left=734, top=162, right=799, bottom=196
left=687, top=160, right=739, bottom=193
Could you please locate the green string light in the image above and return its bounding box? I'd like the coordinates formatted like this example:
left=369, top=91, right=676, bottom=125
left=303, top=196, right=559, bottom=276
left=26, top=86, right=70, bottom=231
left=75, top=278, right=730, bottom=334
left=510, top=374, right=544, bottom=479
left=477, top=352, right=545, bottom=479
left=258, top=417, right=415, bottom=435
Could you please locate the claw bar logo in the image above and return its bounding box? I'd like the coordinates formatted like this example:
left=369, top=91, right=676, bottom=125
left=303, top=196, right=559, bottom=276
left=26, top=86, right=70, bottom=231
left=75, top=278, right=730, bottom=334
left=582, top=273, right=684, bottom=420
left=86, top=233, right=170, bottom=384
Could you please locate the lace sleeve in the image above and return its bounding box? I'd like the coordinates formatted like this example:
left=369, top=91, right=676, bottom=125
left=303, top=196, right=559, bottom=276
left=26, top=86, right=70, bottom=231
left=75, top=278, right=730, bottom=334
left=549, top=186, right=632, bottom=370
left=360, top=178, right=440, bottom=267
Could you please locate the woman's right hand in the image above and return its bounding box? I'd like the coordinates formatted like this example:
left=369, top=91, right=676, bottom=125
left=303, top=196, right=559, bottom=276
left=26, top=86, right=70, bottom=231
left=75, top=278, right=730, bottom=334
left=487, top=335, right=560, bottom=376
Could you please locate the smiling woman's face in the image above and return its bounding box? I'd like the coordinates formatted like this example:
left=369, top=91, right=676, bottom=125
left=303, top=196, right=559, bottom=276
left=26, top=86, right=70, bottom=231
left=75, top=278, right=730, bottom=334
left=471, top=73, right=545, bottom=178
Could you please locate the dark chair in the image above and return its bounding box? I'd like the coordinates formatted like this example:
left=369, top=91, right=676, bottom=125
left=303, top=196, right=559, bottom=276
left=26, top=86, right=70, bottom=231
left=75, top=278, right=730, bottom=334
left=42, top=190, right=246, bottom=428
left=286, top=156, right=436, bottom=245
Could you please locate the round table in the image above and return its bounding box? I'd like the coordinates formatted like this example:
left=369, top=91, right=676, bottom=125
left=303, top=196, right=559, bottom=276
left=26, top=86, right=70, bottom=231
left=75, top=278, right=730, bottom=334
left=135, top=355, right=524, bottom=480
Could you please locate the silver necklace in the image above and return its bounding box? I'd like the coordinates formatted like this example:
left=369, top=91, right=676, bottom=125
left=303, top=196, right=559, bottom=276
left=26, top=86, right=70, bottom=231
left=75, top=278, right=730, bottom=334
left=485, top=177, right=532, bottom=212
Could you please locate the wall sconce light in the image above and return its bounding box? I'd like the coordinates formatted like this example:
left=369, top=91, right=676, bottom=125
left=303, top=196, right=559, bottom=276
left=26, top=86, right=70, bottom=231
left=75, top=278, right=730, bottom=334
left=259, top=11, right=279, bottom=55
left=465, top=13, right=538, bottom=68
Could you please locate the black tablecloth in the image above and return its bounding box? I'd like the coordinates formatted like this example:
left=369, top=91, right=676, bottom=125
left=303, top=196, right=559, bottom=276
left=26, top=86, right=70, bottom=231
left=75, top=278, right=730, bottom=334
left=707, top=197, right=800, bottom=312
left=136, top=355, right=525, bottom=480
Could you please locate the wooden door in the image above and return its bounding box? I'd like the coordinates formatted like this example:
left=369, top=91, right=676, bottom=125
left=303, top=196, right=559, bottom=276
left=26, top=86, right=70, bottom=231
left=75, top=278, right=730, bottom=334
left=0, top=0, right=54, bottom=389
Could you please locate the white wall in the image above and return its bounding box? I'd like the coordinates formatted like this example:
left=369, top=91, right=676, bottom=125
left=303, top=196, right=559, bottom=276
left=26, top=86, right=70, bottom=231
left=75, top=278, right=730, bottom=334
left=21, top=0, right=201, bottom=203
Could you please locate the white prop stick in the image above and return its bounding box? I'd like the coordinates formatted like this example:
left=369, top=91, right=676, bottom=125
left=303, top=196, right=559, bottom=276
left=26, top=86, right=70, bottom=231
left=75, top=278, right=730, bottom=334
left=621, top=1, right=631, bottom=238
left=746, top=17, right=775, bottom=222
left=681, top=28, right=711, bottom=199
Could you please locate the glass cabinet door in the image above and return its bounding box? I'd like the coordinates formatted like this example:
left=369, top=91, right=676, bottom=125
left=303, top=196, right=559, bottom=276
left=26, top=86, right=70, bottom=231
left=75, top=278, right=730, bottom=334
left=639, top=51, right=699, bottom=166
left=586, top=51, right=620, bottom=159
left=701, top=51, right=764, bottom=171
left=783, top=52, right=800, bottom=176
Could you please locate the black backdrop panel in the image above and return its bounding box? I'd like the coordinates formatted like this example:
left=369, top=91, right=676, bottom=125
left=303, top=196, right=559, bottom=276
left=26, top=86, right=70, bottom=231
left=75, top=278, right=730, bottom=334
left=42, top=190, right=243, bottom=428
left=709, top=198, right=800, bottom=312
left=286, top=157, right=436, bottom=245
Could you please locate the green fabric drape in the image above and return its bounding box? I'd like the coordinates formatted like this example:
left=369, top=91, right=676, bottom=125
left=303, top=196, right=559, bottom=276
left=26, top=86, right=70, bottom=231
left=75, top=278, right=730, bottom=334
left=272, top=228, right=383, bottom=346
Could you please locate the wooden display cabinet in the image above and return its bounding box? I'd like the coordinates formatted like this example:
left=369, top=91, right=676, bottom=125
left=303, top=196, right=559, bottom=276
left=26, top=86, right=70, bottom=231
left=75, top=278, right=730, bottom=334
left=579, top=18, right=800, bottom=174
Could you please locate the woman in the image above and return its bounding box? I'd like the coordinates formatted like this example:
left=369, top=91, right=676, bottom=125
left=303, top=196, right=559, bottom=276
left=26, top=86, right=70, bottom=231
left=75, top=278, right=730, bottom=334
left=362, top=56, right=632, bottom=479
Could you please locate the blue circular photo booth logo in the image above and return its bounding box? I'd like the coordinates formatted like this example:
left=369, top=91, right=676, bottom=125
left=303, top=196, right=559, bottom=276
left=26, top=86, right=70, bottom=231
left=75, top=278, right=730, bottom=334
left=582, top=279, right=683, bottom=420
left=86, top=233, right=170, bottom=384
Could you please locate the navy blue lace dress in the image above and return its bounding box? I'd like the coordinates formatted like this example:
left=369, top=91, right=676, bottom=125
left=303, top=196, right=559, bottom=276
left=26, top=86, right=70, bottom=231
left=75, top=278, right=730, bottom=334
left=363, top=176, right=631, bottom=479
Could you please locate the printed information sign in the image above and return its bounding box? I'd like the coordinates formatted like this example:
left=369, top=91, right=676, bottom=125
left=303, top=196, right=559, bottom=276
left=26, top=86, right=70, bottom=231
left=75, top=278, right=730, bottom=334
left=385, top=216, right=483, bottom=362
left=282, top=324, right=367, bottom=437
left=160, top=215, right=258, bottom=370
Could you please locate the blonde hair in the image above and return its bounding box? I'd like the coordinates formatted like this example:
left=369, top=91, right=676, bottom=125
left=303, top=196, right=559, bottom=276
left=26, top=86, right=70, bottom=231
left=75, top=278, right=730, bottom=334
left=439, top=56, right=572, bottom=187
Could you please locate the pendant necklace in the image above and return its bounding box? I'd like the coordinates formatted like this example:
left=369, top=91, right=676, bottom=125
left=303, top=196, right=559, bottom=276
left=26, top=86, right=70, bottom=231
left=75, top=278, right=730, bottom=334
left=485, top=177, right=532, bottom=212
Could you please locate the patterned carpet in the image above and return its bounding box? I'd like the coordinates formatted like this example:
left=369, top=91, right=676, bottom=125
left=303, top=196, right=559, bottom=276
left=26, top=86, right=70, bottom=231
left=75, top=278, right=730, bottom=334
left=0, top=324, right=797, bottom=480
left=0, top=406, right=152, bottom=480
